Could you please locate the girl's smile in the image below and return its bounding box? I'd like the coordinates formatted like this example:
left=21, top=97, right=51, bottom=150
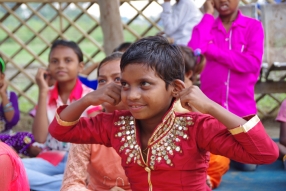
left=128, top=103, right=146, bottom=113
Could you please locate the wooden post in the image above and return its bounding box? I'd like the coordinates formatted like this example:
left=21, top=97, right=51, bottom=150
left=97, top=0, right=124, bottom=56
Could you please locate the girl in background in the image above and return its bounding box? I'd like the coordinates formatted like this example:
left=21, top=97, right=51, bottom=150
left=22, top=40, right=101, bottom=191
left=61, top=52, right=130, bottom=191
left=275, top=99, right=286, bottom=170
left=0, top=57, right=20, bottom=135
left=0, top=57, right=32, bottom=157
left=188, top=0, right=264, bottom=171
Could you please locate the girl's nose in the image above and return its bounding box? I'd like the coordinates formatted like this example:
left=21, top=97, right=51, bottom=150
left=127, top=88, right=141, bottom=100
left=57, top=60, right=65, bottom=68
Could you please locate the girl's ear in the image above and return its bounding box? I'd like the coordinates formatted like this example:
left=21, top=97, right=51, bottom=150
left=171, top=79, right=185, bottom=98
left=78, top=61, right=84, bottom=73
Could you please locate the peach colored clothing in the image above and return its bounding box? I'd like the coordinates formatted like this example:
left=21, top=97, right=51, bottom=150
left=61, top=144, right=131, bottom=191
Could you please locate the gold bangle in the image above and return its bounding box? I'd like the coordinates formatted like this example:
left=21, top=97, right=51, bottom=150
left=283, top=155, right=286, bottom=162
left=229, top=115, right=260, bottom=135
left=55, top=112, right=79, bottom=127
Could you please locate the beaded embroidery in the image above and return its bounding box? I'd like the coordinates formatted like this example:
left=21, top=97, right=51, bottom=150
left=114, top=114, right=194, bottom=170
left=148, top=116, right=194, bottom=169
left=115, top=116, right=142, bottom=166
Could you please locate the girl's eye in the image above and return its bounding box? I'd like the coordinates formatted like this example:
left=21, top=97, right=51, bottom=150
left=121, top=81, right=129, bottom=88
left=98, top=79, right=106, bottom=84
left=66, top=59, right=71, bottom=63
left=50, top=60, right=57, bottom=64
left=114, top=77, right=121, bottom=82
left=141, top=81, right=150, bottom=87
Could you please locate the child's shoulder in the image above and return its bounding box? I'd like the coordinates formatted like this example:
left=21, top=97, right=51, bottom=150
left=8, top=90, right=17, bottom=97
left=276, top=100, right=286, bottom=123
left=281, top=99, right=286, bottom=107
left=81, top=83, right=94, bottom=95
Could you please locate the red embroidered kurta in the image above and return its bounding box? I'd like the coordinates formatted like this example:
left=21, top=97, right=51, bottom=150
left=49, top=106, right=278, bottom=191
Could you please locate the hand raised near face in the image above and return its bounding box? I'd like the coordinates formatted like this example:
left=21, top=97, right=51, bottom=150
left=204, top=0, right=215, bottom=15
left=178, top=85, right=214, bottom=114
left=0, top=80, right=8, bottom=96
left=85, top=82, right=122, bottom=107
left=35, top=68, right=50, bottom=92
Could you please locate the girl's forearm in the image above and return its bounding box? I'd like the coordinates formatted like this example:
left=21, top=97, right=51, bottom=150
left=32, top=92, right=49, bottom=143
left=59, top=97, right=90, bottom=122
left=208, top=101, right=246, bottom=129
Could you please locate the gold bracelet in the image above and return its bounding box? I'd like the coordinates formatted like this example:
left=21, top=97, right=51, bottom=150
left=55, top=112, right=79, bottom=127
left=229, top=115, right=260, bottom=135
left=283, top=155, right=286, bottom=162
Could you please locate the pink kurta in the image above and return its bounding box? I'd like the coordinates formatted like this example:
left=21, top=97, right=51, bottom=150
left=49, top=105, right=278, bottom=191
left=188, top=11, right=264, bottom=117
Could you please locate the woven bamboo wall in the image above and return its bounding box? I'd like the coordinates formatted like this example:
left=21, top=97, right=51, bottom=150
left=0, top=0, right=285, bottom=119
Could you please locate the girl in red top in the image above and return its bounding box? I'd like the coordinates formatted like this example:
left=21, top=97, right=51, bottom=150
left=49, top=36, right=278, bottom=191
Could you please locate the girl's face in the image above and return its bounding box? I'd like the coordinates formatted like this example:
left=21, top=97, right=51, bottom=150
left=97, top=59, right=126, bottom=113
left=121, top=64, right=173, bottom=121
left=213, top=0, right=239, bottom=16
left=48, top=45, right=83, bottom=83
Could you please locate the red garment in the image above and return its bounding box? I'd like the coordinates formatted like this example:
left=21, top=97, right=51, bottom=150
left=0, top=142, right=30, bottom=191
left=49, top=106, right=278, bottom=191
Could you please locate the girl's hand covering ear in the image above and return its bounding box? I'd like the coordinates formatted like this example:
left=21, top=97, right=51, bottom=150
left=179, top=85, right=213, bottom=114
left=0, top=80, right=8, bottom=95
left=35, top=68, right=50, bottom=92
left=85, top=82, right=122, bottom=106
left=204, top=0, right=215, bottom=15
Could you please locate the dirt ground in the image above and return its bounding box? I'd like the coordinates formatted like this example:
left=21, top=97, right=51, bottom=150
left=14, top=113, right=281, bottom=139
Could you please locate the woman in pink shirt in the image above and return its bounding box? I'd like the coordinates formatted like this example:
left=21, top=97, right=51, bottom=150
left=188, top=0, right=264, bottom=171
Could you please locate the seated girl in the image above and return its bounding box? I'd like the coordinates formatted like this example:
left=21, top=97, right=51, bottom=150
left=61, top=52, right=130, bottom=191
left=0, top=57, right=32, bottom=156
left=22, top=40, right=101, bottom=191
left=275, top=99, right=286, bottom=170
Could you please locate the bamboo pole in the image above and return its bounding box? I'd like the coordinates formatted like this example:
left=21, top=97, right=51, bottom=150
left=97, top=0, right=124, bottom=55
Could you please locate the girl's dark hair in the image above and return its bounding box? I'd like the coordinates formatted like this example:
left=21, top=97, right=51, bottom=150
left=97, top=52, right=123, bottom=76
left=121, top=36, right=184, bottom=89
left=179, top=46, right=206, bottom=83
left=49, top=40, right=83, bottom=63
left=113, top=42, right=132, bottom=53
